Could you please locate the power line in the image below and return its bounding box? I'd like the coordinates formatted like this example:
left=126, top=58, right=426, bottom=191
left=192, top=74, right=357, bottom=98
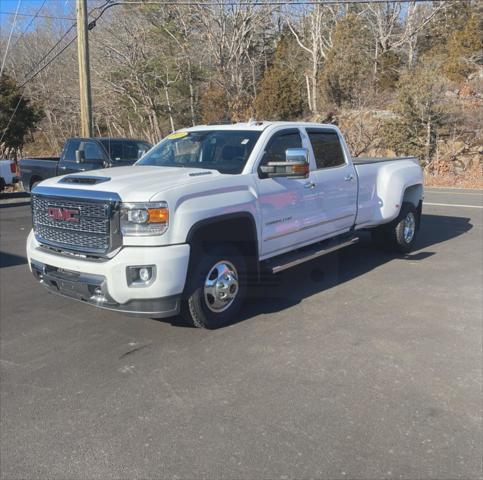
left=0, top=0, right=22, bottom=78
left=21, top=23, right=78, bottom=82
left=19, top=35, right=78, bottom=88
left=1, top=1, right=111, bottom=144
left=0, top=95, right=24, bottom=146
left=10, top=0, right=49, bottom=51
left=0, top=11, right=76, bottom=21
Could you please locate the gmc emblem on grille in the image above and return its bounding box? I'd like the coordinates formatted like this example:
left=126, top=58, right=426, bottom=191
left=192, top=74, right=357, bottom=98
left=47, top=206, right=80, bottom=223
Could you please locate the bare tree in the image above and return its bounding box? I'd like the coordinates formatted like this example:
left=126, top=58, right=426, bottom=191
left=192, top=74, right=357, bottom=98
left=366, top=0, right=448, bottom=75
left=196, top=0, right=273, bottom=119
left=285, top=4, right=339, bottom=114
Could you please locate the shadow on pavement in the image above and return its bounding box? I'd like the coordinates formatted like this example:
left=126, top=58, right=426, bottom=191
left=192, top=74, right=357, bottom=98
left=0, top=251, right=28, bottom=268
left=0, top=191, right=30, bottom=209
left=165, top=213, right=472, bottom=328
left=0, top=201, right=31, bottom=209
left=0, top=191, right=29, bottom=199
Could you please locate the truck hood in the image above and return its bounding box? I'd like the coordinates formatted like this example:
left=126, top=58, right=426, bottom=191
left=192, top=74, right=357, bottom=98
left=37, top=165, right=221, bottom=202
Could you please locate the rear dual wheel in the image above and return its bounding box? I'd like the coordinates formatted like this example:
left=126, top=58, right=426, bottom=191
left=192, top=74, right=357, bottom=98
left=373, top=202, right=419, bottom=253
left=181, top=245, right=247, bottom=329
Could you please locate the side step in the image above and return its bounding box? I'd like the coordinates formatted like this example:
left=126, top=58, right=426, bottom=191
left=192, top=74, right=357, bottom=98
left=263, top=236, right=359, bottom=274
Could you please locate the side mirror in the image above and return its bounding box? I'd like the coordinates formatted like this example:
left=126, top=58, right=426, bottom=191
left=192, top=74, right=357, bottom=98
left=75, top=150, right=85, bottom=164
left=260, top=148, right=309, bottom=179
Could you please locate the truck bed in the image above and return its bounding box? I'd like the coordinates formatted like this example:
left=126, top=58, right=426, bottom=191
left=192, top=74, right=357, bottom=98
left=353, top=156, right=422, bottom=229
left=19, top=157, right=60, bottom=192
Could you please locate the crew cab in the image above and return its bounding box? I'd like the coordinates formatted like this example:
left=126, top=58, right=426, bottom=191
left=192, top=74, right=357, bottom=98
left=19, top=137, right=151, bottom=192
left=26, top=122, right=423, bottom=328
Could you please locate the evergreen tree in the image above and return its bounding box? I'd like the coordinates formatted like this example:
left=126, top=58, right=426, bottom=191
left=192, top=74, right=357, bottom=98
left=320, top=15, right=372, bottom=107
left=254, top=35, right=304, bottom=120
left=381, top=62, right=448, bottom=164
left=442, top=14, right=481, bottom=82
left=0, top=75, right=42, bottom=157
left=200, top=83, right=230, bottom=124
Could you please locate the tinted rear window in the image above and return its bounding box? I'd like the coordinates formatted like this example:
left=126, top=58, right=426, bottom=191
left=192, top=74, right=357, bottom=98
left=100, top=140, right=151, bottom=162
left=307, top=130, right=345, bottom=169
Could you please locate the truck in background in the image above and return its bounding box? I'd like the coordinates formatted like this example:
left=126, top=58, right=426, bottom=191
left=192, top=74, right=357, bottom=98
left=19, top=137, right=151, bottom=192
left=0, top=159, right=19, bottom=192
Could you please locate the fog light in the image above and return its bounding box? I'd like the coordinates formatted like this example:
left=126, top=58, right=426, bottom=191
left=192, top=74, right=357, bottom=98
left=139, top=267, right=151, bottom=282
left=127, top=265, right=156, bottom=286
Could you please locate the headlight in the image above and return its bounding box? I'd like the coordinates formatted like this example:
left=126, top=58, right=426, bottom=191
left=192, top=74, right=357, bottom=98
left=120, top=202, right=169, bottom=236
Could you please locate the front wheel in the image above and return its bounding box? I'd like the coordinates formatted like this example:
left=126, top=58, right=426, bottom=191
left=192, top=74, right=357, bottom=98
left=372, top=202, right=419, bottom=253
left=181, top=245, right=247, bottom=329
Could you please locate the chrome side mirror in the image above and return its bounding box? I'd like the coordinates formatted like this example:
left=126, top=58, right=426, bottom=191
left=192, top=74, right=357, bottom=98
left=75, top=150, right=85, bottom=163
left=260, top=148, right=309, bottom=179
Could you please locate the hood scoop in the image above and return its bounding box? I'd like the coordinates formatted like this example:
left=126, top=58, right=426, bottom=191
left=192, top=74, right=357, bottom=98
left=189, top=171, right=212, bottom=177
left=59, top=175, right=110, bottom=185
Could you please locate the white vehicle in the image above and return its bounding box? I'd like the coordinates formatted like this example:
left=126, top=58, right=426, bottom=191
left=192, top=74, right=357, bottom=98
left=27, top=122, right=423, bottom=328
left=0, top=159, right=18, bottom=191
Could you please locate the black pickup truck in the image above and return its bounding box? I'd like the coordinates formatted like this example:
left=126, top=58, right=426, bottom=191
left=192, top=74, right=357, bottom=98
left=19, top=137, right=151, bottom=192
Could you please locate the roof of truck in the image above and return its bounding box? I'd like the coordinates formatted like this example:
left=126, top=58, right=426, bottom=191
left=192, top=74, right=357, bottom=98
left=183, top=121, right=338, bottom=132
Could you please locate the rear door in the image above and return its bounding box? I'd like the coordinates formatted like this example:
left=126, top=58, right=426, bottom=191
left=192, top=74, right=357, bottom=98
left=306, top=128, right=357, bottom=237
left=256, top=128, right=320, bottom=258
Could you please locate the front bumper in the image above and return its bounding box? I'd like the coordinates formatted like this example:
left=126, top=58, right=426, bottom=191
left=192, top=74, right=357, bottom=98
left=27, top=231, right=190, bottom=318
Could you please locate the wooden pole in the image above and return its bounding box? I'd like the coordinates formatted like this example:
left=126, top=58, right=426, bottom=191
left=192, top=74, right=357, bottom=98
left=76, top=0, right=93, bottom=137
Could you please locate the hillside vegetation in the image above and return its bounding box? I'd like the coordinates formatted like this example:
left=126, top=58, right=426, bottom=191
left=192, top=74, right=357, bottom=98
left=0, top=1, right=481, bottom=187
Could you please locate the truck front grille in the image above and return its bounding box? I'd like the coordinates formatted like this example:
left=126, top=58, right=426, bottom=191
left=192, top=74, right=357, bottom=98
left=32, top=195, right=119, bottom=255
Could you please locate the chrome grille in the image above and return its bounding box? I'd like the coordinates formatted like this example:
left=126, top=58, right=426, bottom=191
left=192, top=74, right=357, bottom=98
left=32, top=194, right=116, bottom=254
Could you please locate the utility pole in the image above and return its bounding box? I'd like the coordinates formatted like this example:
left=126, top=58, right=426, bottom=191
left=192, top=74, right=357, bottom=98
left=76, top=0, right=93, bottom=137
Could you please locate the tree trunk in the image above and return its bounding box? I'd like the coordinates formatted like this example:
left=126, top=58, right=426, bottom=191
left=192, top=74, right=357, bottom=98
left=305, top=74, right=312, bottom=113
left=425, top=118, right=432, bottom=163
left=164, top=85, right=175, bottom=133
left=311, top=52, right=318, bottom=115
left=373, top=41, right=379, bottom=82
left=186, top=57, right=196, bottom=126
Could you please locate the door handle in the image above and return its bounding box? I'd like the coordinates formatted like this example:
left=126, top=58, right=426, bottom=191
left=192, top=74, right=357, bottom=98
left=304, top=181, right=316, bottom=189
left=344, top=174, right=354, bottom=182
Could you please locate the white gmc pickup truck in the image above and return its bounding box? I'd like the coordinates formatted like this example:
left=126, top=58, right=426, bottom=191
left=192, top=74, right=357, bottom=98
left=27, top=121, right=423, bottom=328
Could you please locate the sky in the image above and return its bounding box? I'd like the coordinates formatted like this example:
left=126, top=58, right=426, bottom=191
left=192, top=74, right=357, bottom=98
left=0, top=0, right=76, bottom=32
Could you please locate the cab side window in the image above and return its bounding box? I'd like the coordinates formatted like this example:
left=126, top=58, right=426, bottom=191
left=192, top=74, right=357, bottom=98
left=62, top=140, right=81, bottom=163
left=83, top=141, right=105, bottom=162
left=259, top=129, right=302, bottom=171
left=307, top=129, right=346, bottom=169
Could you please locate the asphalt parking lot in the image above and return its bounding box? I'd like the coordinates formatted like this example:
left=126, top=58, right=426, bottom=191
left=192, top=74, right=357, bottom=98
left=1, top=188, right=482, bottom=480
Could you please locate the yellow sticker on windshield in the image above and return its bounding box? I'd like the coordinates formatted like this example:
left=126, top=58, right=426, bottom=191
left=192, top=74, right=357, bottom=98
left=167, top=131, right=188, bottom=139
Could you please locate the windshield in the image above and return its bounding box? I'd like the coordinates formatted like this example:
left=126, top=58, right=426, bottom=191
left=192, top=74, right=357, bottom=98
left=136, top=130, right=261, bottom=174
left=100, top=140, right=151, bottom=163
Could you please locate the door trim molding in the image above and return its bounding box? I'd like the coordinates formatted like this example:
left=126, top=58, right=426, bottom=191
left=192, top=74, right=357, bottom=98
left=263, top=213, right=354, bottom=241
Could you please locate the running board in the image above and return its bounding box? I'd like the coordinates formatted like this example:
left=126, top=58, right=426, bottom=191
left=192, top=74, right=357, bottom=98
left=263, top=236, right=359, bottom=274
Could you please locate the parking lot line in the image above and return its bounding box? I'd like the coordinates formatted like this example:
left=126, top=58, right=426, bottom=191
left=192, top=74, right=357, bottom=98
left=424, top=202, right=483, bottom=209
left=425, top=191, right=483, bottom=196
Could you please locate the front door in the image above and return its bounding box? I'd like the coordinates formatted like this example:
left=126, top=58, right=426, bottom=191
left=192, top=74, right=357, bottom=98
left=59, top=140, right=107, bottom=174
left=256, top=128, right=320, bottom=258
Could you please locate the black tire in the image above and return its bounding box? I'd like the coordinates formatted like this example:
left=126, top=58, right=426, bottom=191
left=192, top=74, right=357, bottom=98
left=30, top=178, right=41, bottom=191
left=181, top=244, right=247, bottom=329
left=372, top=202, right=419, bottom=253
left=0, top=177, right=5, bottom=192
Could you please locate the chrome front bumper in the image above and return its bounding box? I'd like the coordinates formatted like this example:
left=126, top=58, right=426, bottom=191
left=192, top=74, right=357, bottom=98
left=30, top=260, right=180, bottom=318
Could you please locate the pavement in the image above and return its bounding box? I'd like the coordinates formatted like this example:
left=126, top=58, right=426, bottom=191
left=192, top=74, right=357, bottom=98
left=0, top=188, right=482, bottom=480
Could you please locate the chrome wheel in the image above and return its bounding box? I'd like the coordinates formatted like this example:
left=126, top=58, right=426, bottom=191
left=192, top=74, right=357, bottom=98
left=204, top=260, right=239, bottom=313
left=403, top=211, right=416, bottom=243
